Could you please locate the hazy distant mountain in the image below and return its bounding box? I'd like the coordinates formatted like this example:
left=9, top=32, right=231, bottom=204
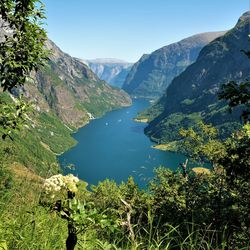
left=85, top=58, right=129, bottom=64
left=83, top=58, right=133, bottom=88
left=145, top=12, right=250, bottom=143
left=122, top=31, right=226, bottom=98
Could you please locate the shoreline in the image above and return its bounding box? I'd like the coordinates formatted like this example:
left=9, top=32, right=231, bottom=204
left=133, top=117, right=149, bottom=123
left=151, top=141, right=179, bottom=153
left=58, top=102, right=133, bottom=157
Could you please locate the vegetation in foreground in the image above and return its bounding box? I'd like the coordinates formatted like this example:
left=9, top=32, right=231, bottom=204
left=0, top=0, right=249, bottom=249
left=0, top=119, right=249, bottom=249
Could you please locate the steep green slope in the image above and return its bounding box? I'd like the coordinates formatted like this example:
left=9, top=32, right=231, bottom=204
left=0, top=93, right=75, bottom=176
left=145, top=12, right=250, bottom=143
left=122, top=32, right=225, bottom=98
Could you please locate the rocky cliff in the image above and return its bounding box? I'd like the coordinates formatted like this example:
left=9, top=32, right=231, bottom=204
left=145, top=12, right=250, bottom=143
left=122, top=32, right=226, bottom=98
left=24, top=42, right=132, bottom=129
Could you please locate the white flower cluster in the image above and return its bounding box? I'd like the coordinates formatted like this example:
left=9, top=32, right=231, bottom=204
left=63, top=174, right=79, bottom=193
left=43, top=174, right=65, bottom=194
left=43, top=174, right=79, bottom=197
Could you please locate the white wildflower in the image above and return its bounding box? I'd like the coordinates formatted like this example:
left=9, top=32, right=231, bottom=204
left=43, top=174, right=79, bottom=196
left=43, top=174, right=65, bottom=194
left=63, top=174, right=79, bottom=193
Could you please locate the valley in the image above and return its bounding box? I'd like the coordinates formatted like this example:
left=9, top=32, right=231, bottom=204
left=0, top=2, right=249, bottom=249
left=59, top=99, right=186, bottom=187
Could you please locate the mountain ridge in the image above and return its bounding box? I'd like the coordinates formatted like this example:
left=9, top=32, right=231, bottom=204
left=145, top=12, right=250, bottom=143
left=83, top=58, right=133, bottom=88
left=122, top=31, right=226, bottom=98
left=27, top=40, right=132, bottom=129
left=84, top=58, right=133, bottom=64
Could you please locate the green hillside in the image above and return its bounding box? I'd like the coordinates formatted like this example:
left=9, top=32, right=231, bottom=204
left=122, top=32, right=225, bottom=98
left=145, top=12, right=250, bottom=145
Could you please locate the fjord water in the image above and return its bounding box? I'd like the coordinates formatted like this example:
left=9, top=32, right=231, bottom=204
left=59, top=99, right=186, bottom=187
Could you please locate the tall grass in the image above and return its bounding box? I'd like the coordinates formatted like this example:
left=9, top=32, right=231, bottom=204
left=0, top=169, right=249, bottom=249
left=0, top=163, right=66, bottom=249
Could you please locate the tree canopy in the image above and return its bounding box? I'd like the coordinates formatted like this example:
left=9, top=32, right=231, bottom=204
left=0, top=0, right=48, bottom=139
left=0, top=0, right=48, bottom=91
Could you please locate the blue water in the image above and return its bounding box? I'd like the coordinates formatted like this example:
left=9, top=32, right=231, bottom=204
left=58, top=99, right=186, bottom=187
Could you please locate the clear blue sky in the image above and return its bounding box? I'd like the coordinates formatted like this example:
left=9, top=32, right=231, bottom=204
left=42, top=0, right=249, bottom=62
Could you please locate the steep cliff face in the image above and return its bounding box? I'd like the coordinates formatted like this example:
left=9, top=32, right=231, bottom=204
left=84, top=58, right=133, bottom=88
left=145, top=12, right=250, bottom=142
left=24, top=41, right=132, bottom=128
left=122, top=32, right=226, bottom=98
left=1, top=16, right=132, bottom=130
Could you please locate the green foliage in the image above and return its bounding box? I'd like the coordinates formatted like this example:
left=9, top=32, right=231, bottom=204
left=0, top=105, right=75, bottom=175
left=41, top=174, right=118, bottom=250
left=179, top=121, right=226, bottom=166
left=37, top=112, right=76, bottom=154
left=0, top=141, right=13, bottom=197
left=0, top=94, right=32, bottom=140
left=148, top=112, right=202, bottom=143
left=1, top=162, right=249, bottom=249
left=0, top=0, right=48, bottom=140
left=218, top=80, right=250, bottom=122
left=82, top=88, right=123, bottom=118
left=91, top=180, right=121, bottom=213
left=218, top=44, right=250, bottom=123
left=0, top=166, right=67, bottom=249
left=0, top=240, right=7, bottom=250
left=220, top=124, right=250, bottom=182
left=178, top=122, right=250, bottom=247
left=0, top=166, right=12, bottom=197
left=0, top=0, right=48, bottom=91
left=0, top=7, right=249, bottom=248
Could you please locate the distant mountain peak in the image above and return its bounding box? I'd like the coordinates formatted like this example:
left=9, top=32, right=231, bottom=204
left=180, top=31, right=227, bottom=44
left=122, top=31, right=226, bottom=98
left=81, top=58, right=133, bottom=88
left=85, top=58, right=132, bottom=64
left=145, top=12, right=250, bottom=143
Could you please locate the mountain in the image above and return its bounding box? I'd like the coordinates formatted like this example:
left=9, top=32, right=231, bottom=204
left=84, top=58, right=133, bottom=88
left=145, top=12, right=250, bottom=144
left=0, top=17, right=131, bottom=130
left=122, top=31, right=226, bottom=98
left=25, top=42, right=132, bottom=129
left=0, top=36, right=132, bottom=174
